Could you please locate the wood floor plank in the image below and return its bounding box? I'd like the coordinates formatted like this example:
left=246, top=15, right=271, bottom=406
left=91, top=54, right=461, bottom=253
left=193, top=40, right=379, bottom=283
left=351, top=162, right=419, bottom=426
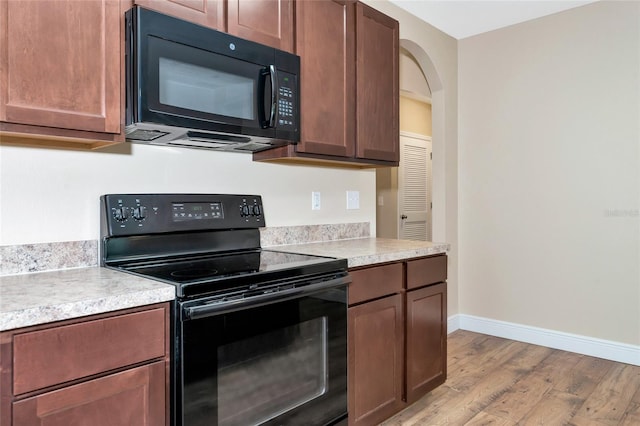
left=466, top=411, right=515, bottom=425
left=554, top=354, right=617, bottom=399
left=446, top=340, right=530, bottom=393
left=418, top=344, right=553, bottom=425
left=381, top=330, right=639, bottom=426
left=620, top=385, right=640, bottom=425
left=517, top=389, right=585, bottom=425
left=572, top=363, right=640, bottom=425
left=482, top=373, right=553, bottom=422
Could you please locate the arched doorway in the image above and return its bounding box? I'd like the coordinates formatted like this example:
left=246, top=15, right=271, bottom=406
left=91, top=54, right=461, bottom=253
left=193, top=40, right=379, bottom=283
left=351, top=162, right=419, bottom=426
left=376, top=40, right=445, bottom=242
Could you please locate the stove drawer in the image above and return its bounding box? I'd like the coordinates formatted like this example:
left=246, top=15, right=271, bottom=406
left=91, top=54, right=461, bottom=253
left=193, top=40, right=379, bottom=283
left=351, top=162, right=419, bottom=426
left=13, top=307, right=166, bottom=395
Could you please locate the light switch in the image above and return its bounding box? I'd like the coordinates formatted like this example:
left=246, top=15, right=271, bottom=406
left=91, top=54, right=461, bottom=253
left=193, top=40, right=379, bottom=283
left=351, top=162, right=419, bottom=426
left=346, top=191, right=360, bottom=210
left=312, top=192, right=321, bottom=210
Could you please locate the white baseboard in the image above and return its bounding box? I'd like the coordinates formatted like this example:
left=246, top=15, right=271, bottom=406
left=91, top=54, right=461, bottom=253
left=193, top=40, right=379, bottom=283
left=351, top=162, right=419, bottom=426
left=446, top=314, right=640, bottom=366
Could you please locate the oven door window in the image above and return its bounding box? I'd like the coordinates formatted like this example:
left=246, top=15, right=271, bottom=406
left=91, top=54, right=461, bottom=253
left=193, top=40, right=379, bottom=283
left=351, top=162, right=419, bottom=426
left=178, top=287, right=347, bottom=426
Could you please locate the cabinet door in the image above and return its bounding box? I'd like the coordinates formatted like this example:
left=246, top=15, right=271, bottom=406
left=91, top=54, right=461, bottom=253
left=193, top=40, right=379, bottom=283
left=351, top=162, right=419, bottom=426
left=356, top=2, right=399, bottom=163
left=0, top=0, right=121, bottom=135
left=134, top=0, right=224, bottom=30
left=295, top=0, right=356, bottom=157
left=12, top=361, right=166, bottom=426
left=406, top=282, right=447, bottom=403
left=227, top=0, right=294, bottom=51
left=348, top=294, right=404, bottom=426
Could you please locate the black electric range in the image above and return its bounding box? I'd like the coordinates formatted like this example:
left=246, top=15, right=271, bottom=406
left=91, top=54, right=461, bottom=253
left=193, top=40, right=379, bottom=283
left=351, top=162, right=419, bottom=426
left=100, top=193, right=349, bottom=426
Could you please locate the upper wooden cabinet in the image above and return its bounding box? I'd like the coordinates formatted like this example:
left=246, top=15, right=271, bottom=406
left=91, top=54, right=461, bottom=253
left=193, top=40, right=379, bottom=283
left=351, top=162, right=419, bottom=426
left=290, top=0, right=356, bottom=159
left=253, top=0, right=399, bottom=168
left=355, top=2, right=399, bottom=163
left=227, top=0, right=294, bottom=52
left=0, top=0, right=125, bottom=149
left=134, top=0, right=294, bottom=51
left=134, top=0, right=224, bottom=30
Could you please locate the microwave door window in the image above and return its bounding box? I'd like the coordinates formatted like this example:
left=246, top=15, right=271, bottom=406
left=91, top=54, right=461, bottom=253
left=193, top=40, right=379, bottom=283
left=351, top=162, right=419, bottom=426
left=158, top=57, right=255, bottom=120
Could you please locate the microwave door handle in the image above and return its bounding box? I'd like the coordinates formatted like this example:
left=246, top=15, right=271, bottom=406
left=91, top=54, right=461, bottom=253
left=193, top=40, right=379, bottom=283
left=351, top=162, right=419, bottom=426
left=267, top=65, right=278, bottom=128
left=258, top=65, right=277, bottom=129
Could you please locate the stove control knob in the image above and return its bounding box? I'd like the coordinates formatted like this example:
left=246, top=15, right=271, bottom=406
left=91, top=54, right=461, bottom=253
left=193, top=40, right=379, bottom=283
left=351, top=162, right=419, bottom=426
left=253, top=205, right=261, bottom=216
left=241, top=205, right=250, bottom=217
left=113, top=207, right=128, bottom=222
left=133, top=206, right=147, bottom=221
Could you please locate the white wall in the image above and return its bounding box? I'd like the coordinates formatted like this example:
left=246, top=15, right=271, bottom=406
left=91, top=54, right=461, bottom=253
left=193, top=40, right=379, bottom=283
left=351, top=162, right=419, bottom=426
left=459, top=1, right=640, bottom=346
left=0, top=143, right=376, bottom=245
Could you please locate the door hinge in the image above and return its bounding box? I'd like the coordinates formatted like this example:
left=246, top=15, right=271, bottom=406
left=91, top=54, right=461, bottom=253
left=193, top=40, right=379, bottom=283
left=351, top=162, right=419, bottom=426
left=430, top=152, right=432, bottom=160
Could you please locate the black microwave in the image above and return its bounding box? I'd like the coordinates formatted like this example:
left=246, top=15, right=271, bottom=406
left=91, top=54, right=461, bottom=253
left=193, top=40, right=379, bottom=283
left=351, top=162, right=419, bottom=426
left=125, top=6, right=300, bottom=152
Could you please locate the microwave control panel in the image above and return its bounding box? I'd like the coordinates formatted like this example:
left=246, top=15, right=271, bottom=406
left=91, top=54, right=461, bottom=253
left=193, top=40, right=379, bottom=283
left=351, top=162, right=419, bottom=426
left=276, top=71, right=297, bottom=130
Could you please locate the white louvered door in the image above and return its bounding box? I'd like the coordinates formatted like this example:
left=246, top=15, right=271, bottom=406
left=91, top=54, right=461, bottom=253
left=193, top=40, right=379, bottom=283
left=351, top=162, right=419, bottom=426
left=398, top=132, right=432, bottom=241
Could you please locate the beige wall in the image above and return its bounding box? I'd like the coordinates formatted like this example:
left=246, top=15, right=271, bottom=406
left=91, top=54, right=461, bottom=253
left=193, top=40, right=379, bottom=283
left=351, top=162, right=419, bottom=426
left=400, top=96, right=432, bottom=136
left=459, top=1, right=640, bottom=345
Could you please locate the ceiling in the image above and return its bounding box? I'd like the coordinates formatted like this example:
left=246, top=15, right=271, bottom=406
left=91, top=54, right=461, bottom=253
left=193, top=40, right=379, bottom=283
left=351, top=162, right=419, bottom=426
left=387, top=0, right=599, bottom=39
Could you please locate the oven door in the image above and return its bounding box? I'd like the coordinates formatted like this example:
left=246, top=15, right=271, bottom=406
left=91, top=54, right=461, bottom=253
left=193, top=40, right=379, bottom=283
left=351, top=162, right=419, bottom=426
left=175, top=278, right=348, bottom=426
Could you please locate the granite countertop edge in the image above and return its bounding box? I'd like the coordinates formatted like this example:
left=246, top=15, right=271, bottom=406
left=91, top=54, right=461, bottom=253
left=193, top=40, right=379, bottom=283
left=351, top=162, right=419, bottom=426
left=0, top=268, right=176, bottom=332
left=1, top=238, right=449, bottom=331
left=268, top=237, right=450, bottom=268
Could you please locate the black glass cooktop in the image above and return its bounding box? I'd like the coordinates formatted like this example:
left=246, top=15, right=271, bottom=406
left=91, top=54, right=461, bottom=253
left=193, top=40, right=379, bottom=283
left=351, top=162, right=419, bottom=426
left=118, top=249, right=347, bottom=298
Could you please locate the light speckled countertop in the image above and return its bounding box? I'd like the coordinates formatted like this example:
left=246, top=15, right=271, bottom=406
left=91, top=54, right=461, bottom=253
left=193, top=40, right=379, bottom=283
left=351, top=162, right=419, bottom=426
left=0, top=267, right=175, bottom=331
left=270, top=237, right=449, bottom=268
left=0, top=238, right=448, bottom=331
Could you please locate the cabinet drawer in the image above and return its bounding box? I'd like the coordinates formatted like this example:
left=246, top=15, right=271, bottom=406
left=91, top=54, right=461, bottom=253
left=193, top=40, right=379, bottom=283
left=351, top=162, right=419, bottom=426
left=349, top=263, right=403, bottom=305
left=13, top=361, right=166, bottom=426
left=406, top=255, right=447, bottom=290
left=13, top=308, right=166, bottom=395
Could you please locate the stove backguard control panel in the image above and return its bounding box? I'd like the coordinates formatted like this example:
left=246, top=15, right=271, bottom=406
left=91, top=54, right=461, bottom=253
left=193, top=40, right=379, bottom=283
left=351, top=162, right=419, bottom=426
left=101, top=194, right=265, bottom=237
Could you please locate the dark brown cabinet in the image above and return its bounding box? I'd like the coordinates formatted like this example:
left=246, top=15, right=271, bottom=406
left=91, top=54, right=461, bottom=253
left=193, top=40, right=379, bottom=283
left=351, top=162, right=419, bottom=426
left=0, top=0, right=125, bottom=149
left=12, top=362, right=166, bottom=426
left=355, top=2, right=399, bottom=163
left=227, top=0, right=294, bottom=52
left=348, top=263, right=404, bottom=426
left=254, top=0, right=399, bottom=167
left=290, top=0, right=356, bottom=159
left=134, top=0, right=294, bottom=51
left=134, top=0, right=224, bottom=30
left=347, top=255, right=447, bottom=426
left=406, top=282, right=447, bottom=403
left=0, top=303, right=170, bottom=426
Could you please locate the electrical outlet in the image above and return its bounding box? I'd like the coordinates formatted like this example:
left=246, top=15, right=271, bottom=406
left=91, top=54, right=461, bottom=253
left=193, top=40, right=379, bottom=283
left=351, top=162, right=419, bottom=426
left=312, top=192, right=321, bottom=210
left=346, top=191, right=360, bottom=210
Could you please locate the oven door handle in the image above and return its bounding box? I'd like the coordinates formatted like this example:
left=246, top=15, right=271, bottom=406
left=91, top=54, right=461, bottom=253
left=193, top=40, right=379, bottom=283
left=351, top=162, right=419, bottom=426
left=183, top=275, right=350, bottom=320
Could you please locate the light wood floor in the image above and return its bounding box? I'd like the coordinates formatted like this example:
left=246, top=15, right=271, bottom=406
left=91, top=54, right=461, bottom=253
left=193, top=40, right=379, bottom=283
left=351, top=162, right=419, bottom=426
left=381, top=330, right=640, bottom=425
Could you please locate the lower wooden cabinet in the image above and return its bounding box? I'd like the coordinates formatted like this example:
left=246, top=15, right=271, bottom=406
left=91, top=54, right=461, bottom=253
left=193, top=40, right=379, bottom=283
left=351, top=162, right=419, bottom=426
left=348, top=294, right=404, bottom=425
left=406, top=282, right=447, bottom=404
left=0, top=303, right=170, bottom=426
left=347, top=255, right=447, bottom=426
left=12, top=361, right=166, bottom=426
